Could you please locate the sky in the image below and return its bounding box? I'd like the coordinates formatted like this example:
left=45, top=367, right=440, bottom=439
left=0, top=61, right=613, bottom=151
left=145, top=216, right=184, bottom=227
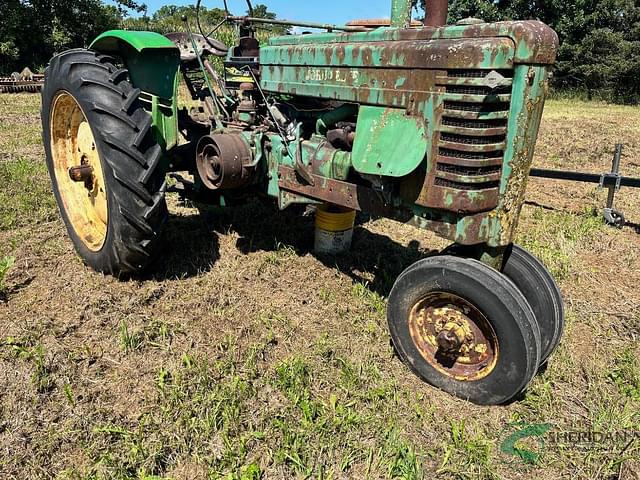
left=138, top=0, right=399, bottom=26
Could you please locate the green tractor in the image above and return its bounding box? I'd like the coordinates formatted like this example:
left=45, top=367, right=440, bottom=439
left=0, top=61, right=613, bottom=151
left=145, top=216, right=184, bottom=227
left=41, top=0, right=563, bottom=405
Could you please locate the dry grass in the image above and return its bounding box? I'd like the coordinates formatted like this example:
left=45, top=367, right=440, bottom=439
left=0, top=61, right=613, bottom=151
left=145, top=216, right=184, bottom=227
left=0, top=93, right=639, bottom=480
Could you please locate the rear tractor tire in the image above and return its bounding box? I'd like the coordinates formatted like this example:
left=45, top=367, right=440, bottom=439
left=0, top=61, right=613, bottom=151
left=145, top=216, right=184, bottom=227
left=41, top=49, right=168, bottom=276
left=387, top=256, right=541, bottom=405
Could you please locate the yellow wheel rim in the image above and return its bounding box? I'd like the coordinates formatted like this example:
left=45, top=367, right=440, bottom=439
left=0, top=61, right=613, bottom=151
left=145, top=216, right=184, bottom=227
left=50, top=91, right=108, bottom=252
left=408, top=292, right=499, bottom=381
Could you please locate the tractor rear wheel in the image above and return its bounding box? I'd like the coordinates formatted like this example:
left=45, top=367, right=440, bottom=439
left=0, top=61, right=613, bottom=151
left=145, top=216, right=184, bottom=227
left=42, top=49, right=168, bottom=275
left=387, top=256, right=541, bottom=405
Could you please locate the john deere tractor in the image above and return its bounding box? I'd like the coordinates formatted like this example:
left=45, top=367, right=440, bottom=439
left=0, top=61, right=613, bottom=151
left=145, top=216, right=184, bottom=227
left=41, top=0, right=563, bottom=405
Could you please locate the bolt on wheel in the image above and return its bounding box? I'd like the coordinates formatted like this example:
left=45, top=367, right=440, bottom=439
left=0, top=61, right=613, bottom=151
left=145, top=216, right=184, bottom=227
left=388, top=256, right=541, bottom=405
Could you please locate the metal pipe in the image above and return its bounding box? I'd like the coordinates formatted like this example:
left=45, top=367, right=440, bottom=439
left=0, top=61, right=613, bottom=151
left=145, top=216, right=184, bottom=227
left=226, top=16, right=368, bottom=32
left=390, top=0, right=413, bottom=28
left=606, top=143, right=623, bottom=208
left=424, top=0, right=449, bottom=27
left=316, top=104, right=358, bottom=135
left=529, top=169, right=640, bottom=188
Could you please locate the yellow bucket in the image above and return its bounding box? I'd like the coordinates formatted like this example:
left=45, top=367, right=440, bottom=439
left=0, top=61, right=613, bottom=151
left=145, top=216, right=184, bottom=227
left=315, top=204, right=356, bottom=254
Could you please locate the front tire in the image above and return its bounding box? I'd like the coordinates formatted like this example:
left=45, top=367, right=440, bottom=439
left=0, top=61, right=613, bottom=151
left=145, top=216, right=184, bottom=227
left=501, top=245, right=564, bottom=363
left=42, top=49, right=168, bottom=275
left=387, top=256, right=541, bottom=405
left=441, top=243, right=565, bottom=364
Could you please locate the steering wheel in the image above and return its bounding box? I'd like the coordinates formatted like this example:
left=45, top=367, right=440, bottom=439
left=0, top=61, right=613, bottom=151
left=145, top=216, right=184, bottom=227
left=194, top=0, right=255, bottom=52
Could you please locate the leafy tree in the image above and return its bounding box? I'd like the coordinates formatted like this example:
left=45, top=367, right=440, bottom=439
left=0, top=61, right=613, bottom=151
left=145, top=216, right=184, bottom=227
left=121, top=4, right=228, bottom=33
left=443, top=0, right=501, bottom=23
left=121, top=3, right=287, bottom=35
left=250, top=3, right=276, bottom=20
left=417, top=0, right=640, bottom=103
left=0, top=0, right=123, bottom=73
left=247, top=3, right=288, bottom=34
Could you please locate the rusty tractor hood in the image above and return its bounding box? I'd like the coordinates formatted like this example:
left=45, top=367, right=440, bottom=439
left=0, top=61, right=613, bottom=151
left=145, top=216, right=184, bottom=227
left=264, top=20, right=558, bottom=66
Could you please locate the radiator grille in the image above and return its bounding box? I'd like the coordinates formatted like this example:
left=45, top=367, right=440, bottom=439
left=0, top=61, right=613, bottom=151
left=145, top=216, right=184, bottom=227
left=436, top=163, right=502, bottom=176
left=438, top=148, right=503, bottom=160
left=434, top=178, right=501, bottom=191
left=442, top=101, right=510, bottom=113
left=445, top=69, right=513, bottom=79
left=440, top=133, right=506, bottom=145
left=428, top=69, right=513, bottom=213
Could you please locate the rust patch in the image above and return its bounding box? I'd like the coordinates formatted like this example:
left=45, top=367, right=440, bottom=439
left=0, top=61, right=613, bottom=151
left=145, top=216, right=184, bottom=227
left=278, top=166, right=393, bottom=216
left=408, top=291, right=499, bottom=381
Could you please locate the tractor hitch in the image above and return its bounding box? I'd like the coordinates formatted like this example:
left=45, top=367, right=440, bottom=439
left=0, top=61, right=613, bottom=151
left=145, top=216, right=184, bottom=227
left=530, top=144, right=640, bottom=228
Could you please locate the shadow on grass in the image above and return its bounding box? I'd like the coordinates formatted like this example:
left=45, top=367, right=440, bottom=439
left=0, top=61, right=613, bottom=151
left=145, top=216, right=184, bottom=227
left=147, top=212, right=221, bottom=281
left=150, top=198, right=437, bottom=297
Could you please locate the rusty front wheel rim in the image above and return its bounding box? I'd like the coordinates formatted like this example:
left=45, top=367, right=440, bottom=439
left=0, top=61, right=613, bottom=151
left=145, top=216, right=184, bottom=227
left=50, top=91, right=108, bottom=252
left=408, top=292, right=499, bottom=381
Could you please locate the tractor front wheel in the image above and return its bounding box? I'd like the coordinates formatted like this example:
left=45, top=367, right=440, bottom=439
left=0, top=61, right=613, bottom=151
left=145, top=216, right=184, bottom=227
left=500, top=245, right=564, bottom=364
left=387, top=256, right=541, bottom=405
left=441, top=243, right=565, bottom=365
left=42, top=49, right=168, bottom=275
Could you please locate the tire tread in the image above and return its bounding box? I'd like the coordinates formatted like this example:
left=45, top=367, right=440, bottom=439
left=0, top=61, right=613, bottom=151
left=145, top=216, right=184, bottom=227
left=41, top=48, right=168, bottom=275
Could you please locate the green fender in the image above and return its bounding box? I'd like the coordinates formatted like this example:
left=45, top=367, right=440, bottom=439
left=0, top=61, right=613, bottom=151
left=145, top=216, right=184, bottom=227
left=90, top=30, right=180, bottom=151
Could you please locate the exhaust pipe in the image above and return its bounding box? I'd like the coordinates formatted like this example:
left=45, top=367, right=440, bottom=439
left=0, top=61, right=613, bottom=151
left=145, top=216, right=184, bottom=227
left=390, top=0, right=413, bottom=27
left=390, top=0, right=449, bottom=28
left=424, top=0, right=448, bottom=27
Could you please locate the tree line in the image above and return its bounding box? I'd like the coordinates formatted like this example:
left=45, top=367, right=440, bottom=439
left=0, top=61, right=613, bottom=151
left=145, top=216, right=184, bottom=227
left=419, top=0, right=640, bottom=103
left=0, top=1, right=279, bottom=75
left=1, top=0, right=638, bottom=103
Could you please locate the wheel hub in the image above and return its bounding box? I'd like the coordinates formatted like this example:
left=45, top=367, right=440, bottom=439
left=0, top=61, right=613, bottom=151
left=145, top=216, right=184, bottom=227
left=436, top=317, right=472, bottom=353
left=68, top=164, right=94, bottom=188
left=408, top=292, right=498, bottom=381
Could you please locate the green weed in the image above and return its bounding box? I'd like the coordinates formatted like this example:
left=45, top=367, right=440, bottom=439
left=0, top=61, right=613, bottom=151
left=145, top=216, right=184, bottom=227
left=143, top=319, right=182, bottom=349
left=1, top=337, right=52, bottom=393
left=609, top=348, right=640, bottom=400
left=119, top=320, right=143, bottom=353
left=384, top=429, right=423, bottom=480
left=352, top=281, right=386, bottom=316
left=31, top=344, right=52, bottom=392
left=0, top=255, right=15, bottom=295
left=257, top=242, right=296, bottom=274
left=63, top=383, right=75, bottom=406
left=438, top=420, right=497, bottom=480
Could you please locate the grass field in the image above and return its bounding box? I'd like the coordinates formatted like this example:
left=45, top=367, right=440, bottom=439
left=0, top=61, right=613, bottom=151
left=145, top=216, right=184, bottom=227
left=0, top=93, right=639, bottom=480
